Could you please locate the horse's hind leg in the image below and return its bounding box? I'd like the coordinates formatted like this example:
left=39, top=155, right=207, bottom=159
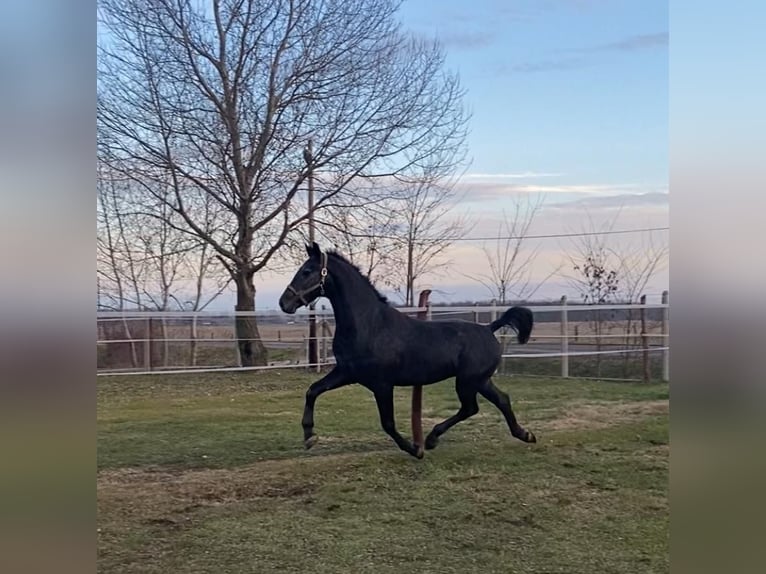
left=373, top=386, right=423, bottom=459
left=478, top=379, right=536, bottom=444
left=424, top=379, right=479, bottom=450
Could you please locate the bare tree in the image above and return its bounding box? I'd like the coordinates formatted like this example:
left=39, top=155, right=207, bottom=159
left=98, top=166, right=230, bottom=367
left=562, top=210, right=622, bottom=377
left=388, top=175, right=470, bottom=306
left=98, top=0, right=468, bottom=365
left=611, top=228, right=668, bottom=377
left=183, top=241, right=232, bottom=366
left=97, top=172, right=146, bottom=312
left=563, top=208, right=668, bottom=304
left=471, top=195, right=549, bottom=304
left=612, top=230, right=669, bottom=304
left=314, top=199, right=401, bottom=285
left=312, top=173, right=470, bottom=306
left=97, top=168, right=226, bottom=312
left=467, top=196, right=553, bottom=370
left=97, top=170, right=143, bottom=367
left=563, top=209, right=668, bottom=378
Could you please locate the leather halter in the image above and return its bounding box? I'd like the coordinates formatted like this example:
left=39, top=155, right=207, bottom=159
left=286, top=252, right=328, bottom=307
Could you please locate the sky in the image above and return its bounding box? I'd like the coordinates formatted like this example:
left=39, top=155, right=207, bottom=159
left=218, top=0, right=669, bottom=309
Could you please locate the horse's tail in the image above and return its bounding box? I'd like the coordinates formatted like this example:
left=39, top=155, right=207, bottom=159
left=489, top=306, right=533, bottom=344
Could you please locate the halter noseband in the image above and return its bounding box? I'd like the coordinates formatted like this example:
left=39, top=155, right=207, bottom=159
left=286, top=252, right=328, bottom=307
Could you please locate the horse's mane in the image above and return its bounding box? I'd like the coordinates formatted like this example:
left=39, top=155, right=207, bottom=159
left=327, top=250, right=389, bottom=304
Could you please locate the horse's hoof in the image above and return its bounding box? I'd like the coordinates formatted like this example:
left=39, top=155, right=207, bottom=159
left=524, top=430, right=537, bottom=443
left=414, top=445, right=425, bottom=459
left=425, top=435, right=439, bottom=450
left=304, top=435, right=319, bottom=450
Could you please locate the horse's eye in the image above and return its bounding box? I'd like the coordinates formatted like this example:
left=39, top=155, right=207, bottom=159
left=301, top=267, right=311, bottom=275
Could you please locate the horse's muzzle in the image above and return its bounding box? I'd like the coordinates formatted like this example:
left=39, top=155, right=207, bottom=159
left=278, top=291, right=298, bottom=314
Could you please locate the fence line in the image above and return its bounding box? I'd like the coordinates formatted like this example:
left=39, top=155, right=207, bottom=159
left=95, top=347, right=670, bottom=377
left=503, top=347, right=669, bottom=359
left=97, top=295, right=670, bottom=382
left=95, top=360, right=338, bottom=377
left=97, top=333, right=669, bottom=345
left=96, top=302, right=667, bottom=320
left=97, top=337, right=306, bottom=344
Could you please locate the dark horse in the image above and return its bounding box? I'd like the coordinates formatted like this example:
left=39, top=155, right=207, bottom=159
left=279, top=243, right=537, bottom=458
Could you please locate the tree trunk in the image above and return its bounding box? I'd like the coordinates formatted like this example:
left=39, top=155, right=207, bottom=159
left=189, top=315, right=198, bottom=367
left=406, top=240, right=414, bottom=307
left=595, top=309, right=602, bottom=378
left=234, top=269, right=268, bottom=367
left=161, top=317, right=169, bottom=368
left=122, top=317, right=138, bottom=368
left=623, top=306, right=634, bottom=378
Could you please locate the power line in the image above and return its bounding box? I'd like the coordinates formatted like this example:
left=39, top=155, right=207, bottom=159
left=454, top=226, right=669, bottom=242
left=337, top=226, right=669, bottom=243
left=312, top=221, right=668, bottom=243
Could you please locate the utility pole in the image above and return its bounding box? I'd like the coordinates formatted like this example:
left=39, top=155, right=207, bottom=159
left=305, top=139, right=319, bottom=372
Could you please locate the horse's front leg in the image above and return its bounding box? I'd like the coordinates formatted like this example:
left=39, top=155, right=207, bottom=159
left=302, top=367, right=353, bottom=449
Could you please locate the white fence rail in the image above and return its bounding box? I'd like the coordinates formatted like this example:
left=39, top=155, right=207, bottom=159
left=97, top=293, right=669, bottom=382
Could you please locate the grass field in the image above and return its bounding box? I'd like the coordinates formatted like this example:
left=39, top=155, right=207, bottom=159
left=97, top=371, right=669, bottom=573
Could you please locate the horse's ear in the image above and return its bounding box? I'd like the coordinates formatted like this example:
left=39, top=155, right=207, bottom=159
left=305, top=242, right=321, bottom=258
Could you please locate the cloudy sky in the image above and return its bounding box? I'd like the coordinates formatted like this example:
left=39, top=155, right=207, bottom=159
left=246, top=0, right=669, bottom=309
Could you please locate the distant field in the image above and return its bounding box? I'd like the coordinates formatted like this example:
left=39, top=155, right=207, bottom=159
left=98, top=371, right=669, bottom=573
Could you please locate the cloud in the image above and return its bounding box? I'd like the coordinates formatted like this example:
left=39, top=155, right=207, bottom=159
left=496, top=31, right=667, bottom=76
left=589, top=32, right=669, bottom=53
left=462, top=172, right=564, bottom=180
left=437, top=30, right=496, bottom=51
left=496, top=57, right=587, bottom=75
left=547, top=191, right=669, bottom=210
left=454, top=181, right=652, bottom=203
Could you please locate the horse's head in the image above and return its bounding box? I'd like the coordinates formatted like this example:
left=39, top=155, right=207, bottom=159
left=279, top=242, right=328, bottom=314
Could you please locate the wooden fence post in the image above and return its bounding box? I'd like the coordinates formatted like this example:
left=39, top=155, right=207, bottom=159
left=311, top=306, right=320, bottom=373
left=143, top=317, right=152, bottom=372
left=561, top=295, right=569, bottom=378
left=490, top=299, right=504, bottom=372
left=123, top=317, right=138, bottom=368
left=234, top=314, right=242, bottom=366
left=320, top=305, right=328, bottom=368
left=411, top=289, right=432, bottom=458
left=661, top=290, right=669, bottom=382
left=640, top=294, right=650, bottom=383
left=189, top=314, right=199, bottom=367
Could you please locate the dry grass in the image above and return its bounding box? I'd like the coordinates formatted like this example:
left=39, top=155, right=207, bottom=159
left=542, top=399, right=669, bottom=431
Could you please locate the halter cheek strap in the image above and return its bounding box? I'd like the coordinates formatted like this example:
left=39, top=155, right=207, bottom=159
left=286, top=252, right=328, bottom=306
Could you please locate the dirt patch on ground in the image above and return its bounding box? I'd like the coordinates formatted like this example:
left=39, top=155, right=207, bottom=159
left=98, top=461, right=326, bottom=526
left=97, top=448, right=387, bottom=515
left=542, top=400, right=668, bottom=432
left=425, top=400, right=667, bottom=435
left=422, top=399, right=668, bottom=435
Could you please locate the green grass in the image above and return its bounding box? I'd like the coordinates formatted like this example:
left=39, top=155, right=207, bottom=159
left=500, top=354, right=666, bottom=380
left=98, top=371, right=669, bottom=574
